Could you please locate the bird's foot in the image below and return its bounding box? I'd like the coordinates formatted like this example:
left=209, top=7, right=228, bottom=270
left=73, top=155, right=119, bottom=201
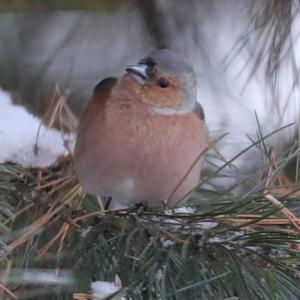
left=129, top=202, right=147, bottom=216
left=104, top=197, right=112, bottom=210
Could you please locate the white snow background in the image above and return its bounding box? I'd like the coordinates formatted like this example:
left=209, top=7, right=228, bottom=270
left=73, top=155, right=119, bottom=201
left=0, top=1, right=300, bottom=177
left=0, top=89, right=75, bottom=167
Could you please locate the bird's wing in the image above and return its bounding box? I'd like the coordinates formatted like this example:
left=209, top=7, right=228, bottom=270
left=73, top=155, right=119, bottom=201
left=76, top=77, right=118, bottom=136
left=93, top=77, right=118, bottom=94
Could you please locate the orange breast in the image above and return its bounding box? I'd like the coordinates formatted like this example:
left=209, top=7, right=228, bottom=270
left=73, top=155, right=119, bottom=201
left=74, top=84, right=207, bottom=208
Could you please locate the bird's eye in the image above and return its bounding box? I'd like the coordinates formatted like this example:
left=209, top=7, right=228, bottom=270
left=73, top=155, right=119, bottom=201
left=157, top=78, right=170, bottom=88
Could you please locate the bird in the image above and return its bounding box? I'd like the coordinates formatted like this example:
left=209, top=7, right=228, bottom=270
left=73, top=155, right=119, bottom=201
left=74, top=49, right=207, bottom=208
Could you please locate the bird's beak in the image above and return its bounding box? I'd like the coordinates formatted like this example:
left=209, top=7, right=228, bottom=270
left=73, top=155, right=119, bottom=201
left=126, top=64, right=148, bottom=85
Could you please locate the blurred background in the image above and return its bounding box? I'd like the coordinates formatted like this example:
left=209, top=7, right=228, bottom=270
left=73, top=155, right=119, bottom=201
left=2, top=2, right=300, bottom=298
left=1, top=0, right=300, bottom=189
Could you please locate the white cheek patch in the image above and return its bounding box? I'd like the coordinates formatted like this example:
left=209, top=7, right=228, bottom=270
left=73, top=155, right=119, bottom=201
left=152, top=101, right=196, bottom=116
left=151, top=86, right=197, bottom=116
left=152, top=107, right=179, bottom=115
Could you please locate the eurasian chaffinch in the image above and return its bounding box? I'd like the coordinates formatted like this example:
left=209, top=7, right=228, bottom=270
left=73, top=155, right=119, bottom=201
left=74, top=49, right=207, bottom=208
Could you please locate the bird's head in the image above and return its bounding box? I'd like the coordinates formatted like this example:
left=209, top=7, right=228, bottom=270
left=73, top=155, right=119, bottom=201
left=123, top=49, right=197, bottom=115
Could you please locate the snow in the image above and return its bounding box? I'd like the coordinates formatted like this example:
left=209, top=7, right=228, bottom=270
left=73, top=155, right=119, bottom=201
left=1, top=1, right=300, bottom=181
left=0, top=90, right=75, bottom=168
left=197, top=221, right=218, bottom=230
left=173, top=207, right=196, bottom=214
left=160, top=238, right=175, bottom=248
left=7, top=269, right=74, bottom=285
left=91, top=280, right=122, bottom=300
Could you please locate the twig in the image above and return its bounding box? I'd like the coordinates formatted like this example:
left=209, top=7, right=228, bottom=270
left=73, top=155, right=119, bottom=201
left=35, top=175, right=73, bottom=191
left=0, top=283, right=17, bottom=299
left=38, top=223, right=70, bottom=256
left=2, top=185, right=81, bottom=258
left=265, top=193, right=300, bottom=233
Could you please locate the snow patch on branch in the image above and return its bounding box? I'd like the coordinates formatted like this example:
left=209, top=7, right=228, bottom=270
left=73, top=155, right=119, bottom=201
left=0, top=89, right=75, bottom=168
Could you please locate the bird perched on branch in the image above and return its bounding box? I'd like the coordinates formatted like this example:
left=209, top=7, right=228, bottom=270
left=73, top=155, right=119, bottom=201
left=74, top=49, right=207, bottom=208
